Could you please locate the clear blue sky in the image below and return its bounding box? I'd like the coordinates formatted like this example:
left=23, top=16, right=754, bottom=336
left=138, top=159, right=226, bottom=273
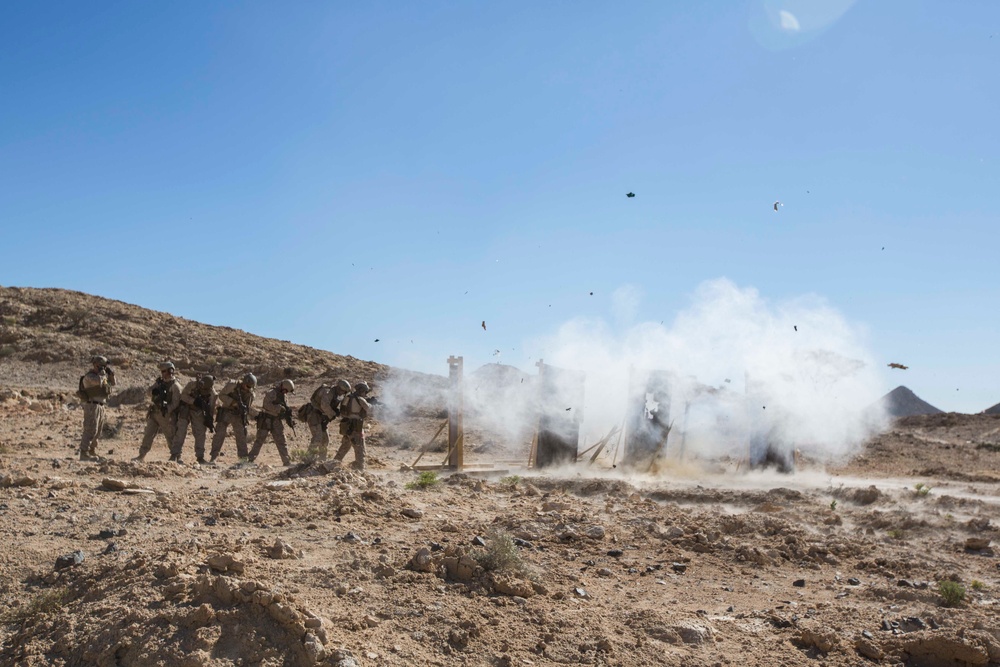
left=2, top=1, right=997, bottom=412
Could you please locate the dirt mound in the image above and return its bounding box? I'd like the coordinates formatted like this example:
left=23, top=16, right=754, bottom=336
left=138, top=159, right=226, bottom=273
left=879, top=386, right=944, bottom=418
left=984, top=401, right=1000, bottom=415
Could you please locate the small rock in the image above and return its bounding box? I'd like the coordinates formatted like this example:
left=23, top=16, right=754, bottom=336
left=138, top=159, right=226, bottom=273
left=596, top=568, right=613, bottom=577
left=847, top=577, right=861, bottom=586
left=55, top=550, right=85, bottom=570
left=401, top=507, right=423, bottom=519
left=965, top=537, right=991, bottom=551
left=607, top=549, right=624, bottom=558
left=101, top=478, right=128, bottom=491
left=671, top=562, right=687, bottom=573
left=512, top=538, right=533, bottom=549
left=897, top=579, right=912, bottom=588
left=793, top=579, right=806, bottom=588
left=342, top=532, right=362, bottom=544
left=472, top=536, right=486, bottom=547
left=573, top=587, right=589, bottom=598
left=364, top=614, right=380, bottom=627
left=267, top=538, right=302, bottom=560
left=584, top=525, right=606, bottom=539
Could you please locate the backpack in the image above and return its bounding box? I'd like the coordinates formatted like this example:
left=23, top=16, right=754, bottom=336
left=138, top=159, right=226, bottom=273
left=296, top=403, right=312, bottom=421
left=76, top=375, right=88, bottom=401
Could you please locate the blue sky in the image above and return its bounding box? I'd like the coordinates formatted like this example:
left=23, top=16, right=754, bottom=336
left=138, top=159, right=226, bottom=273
left=2, top=1, right=997, bottom=412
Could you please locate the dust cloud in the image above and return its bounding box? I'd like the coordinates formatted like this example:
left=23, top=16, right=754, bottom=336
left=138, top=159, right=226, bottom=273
left=382, top=279, right=888, bottom=467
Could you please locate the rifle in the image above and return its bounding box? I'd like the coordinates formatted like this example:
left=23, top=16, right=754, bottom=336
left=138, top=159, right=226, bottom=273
left=277, top=391, right=297, bottom=436
left=232, top=389, right=249, bottom=427
left=151, top=379, right=171, bottom=416
left=194, top=395, right=215, bottom=433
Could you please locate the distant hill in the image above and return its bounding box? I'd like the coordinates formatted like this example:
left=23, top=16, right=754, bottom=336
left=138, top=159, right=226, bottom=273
left=879, top=386, right=943, bottom=418
left=984, top=402, right=1000, bottom=415
left=0, top=286, right=387, bottom=387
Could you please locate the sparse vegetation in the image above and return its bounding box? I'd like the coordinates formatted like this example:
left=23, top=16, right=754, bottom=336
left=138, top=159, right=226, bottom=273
left=499, top=475, right=522, bottom=489
left=914, top=483, right=931, bottom=497
left=887, top=528, right=906, bottom=540
left=405, top=471, right=440, bottom=490
left=101, top=417, right=124, bottom=439
left=219, top=357, right=238, bottom=368
left=829, top=499, right=837, bottom=511
left=473, top=528, right=529, bottom=576
left=970, top=579, right=985, bottom=591
left=0, top=344, right=14, bottom=358
left=0, top=442, right=9, bottom=455
left=938, top=580, right=966, bottom=607
left=0, top=587, right=71, bottom=624
left=975, top=442, right=1000, bottom=452
left=1, top=315, right=15, bottom=326
left=290, top=448, right=313, bottom=463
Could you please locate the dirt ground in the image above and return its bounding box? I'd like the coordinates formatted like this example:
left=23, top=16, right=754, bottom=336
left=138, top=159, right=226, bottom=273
left=0, top=377, right=998, bottom=667
left=0, top=288, right=998, bottom=666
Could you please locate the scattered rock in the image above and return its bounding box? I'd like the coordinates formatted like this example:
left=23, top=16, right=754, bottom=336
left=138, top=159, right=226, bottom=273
left=101, top=478, right=128, bottom=491
left=793, top=579, right=806, bottom=587
left=55, top=550, right=85, bottom=570
left=266, top=538, right=302, bottom=560
left=584, top=525, right=606, bottom=539
left=401, top=507, right=423, bottom=519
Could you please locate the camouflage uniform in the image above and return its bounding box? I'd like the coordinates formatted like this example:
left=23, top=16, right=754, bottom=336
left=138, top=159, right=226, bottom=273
left=248, top=380, right=295, bottom=466
left=210, top=375, right=256, bottom=462
left=79, top=356, right=116, bottom=461
left=172, top=375, right=218, bottom=463
left=304, top=380, right=349, bottom=459
left=335, top=384, right=371, bottom=471
left=135, top=363, right=182, bottom=461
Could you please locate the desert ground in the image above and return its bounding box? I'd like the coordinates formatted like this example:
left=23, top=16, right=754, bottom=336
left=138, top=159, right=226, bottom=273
left=1, top=287, right=999, bottom=667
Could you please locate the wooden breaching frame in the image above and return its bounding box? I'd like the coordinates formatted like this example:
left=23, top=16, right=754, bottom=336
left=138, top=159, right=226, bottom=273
left=408, top=356, right=465, bottom=471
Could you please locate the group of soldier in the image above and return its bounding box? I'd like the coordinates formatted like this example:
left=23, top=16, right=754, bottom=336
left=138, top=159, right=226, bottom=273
left=76, top=356, right=373, bottom=470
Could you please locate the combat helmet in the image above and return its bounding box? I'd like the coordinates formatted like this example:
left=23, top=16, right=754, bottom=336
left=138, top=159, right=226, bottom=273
left=279, top=379, right=295, bottom=393
left=242, top=373, right=257, bottom=388
left=335, top=379, right=351, bottom=392
left=354, top=381, right=370, bottom=394
left=91, top=355, right=109, bottom=366
left=158, top=361, right=176, bottom=373
left=199, top=374, right=215, bottom=388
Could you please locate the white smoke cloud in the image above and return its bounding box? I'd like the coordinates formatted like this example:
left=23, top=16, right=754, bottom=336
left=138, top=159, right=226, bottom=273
left=535, top=278, right=887, bottom=465
left=382, top=278, right=887, bottom=471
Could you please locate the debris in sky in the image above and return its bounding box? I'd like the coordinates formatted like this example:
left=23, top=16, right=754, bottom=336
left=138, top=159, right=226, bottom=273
left=374, top=339, right=380, bottom=342
left=626, top=192, right=635, bottom=198
left=773, top=201, right=782, bottom=212
left=887, top=363, right=908, bottom=370
left=794, top=325, right=797, bottom=331
left=724, top=379, right=731, bottom=383
left=881, top=247, right=885, bottom=251
left=589, top=292, right=593, bottom=296
left=565, top=407, right=572, bottom=411
left=481, top=321, right=486, bottom=331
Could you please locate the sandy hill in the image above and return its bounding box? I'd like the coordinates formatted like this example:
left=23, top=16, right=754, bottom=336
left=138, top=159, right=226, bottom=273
left=0, top=286, right=387, bottom=389
left=879, top=385, right=944, bottom=418
left=984, top=401, right=1000, bottom=415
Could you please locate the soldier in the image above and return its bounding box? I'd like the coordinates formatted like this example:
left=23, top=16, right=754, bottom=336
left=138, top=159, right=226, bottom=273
left=172, top=374, right=217, bottom=464
left=134, top=361, right=182, bottom=462
left=248, top=379, right=296, bottom=466
left=301, top=379, right=351, bottom=460
left=78, top=355, right=116, bottom=461
left=209, top=373, right=257, bottom=463
left=334, top=381, right=372, bottom=471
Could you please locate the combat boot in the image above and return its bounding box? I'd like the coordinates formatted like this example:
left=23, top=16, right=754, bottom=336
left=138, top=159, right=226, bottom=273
left=196, top=457, right=208, bottom=465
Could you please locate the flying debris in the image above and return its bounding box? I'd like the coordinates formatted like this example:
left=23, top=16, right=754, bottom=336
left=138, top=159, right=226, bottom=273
left=794, top=325, right=798, bottom=331
left=773, top=201, right=782, bottom=212
left=626, top=192, right=635, bottom=198
left=724, top=379, right=731, bottom=383
left=887, top=363, right=909, bottom=370
left=565, top=407, right=572, bottom=411
left=374, top=339, right=380, bottom=343
left=481, top=321, right=487, bottom=331
left=589, top=292, right=593, bottom=296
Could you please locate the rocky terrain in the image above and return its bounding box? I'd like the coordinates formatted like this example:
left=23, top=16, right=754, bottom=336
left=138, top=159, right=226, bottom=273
left=0, top=288, right=999, bottom=667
